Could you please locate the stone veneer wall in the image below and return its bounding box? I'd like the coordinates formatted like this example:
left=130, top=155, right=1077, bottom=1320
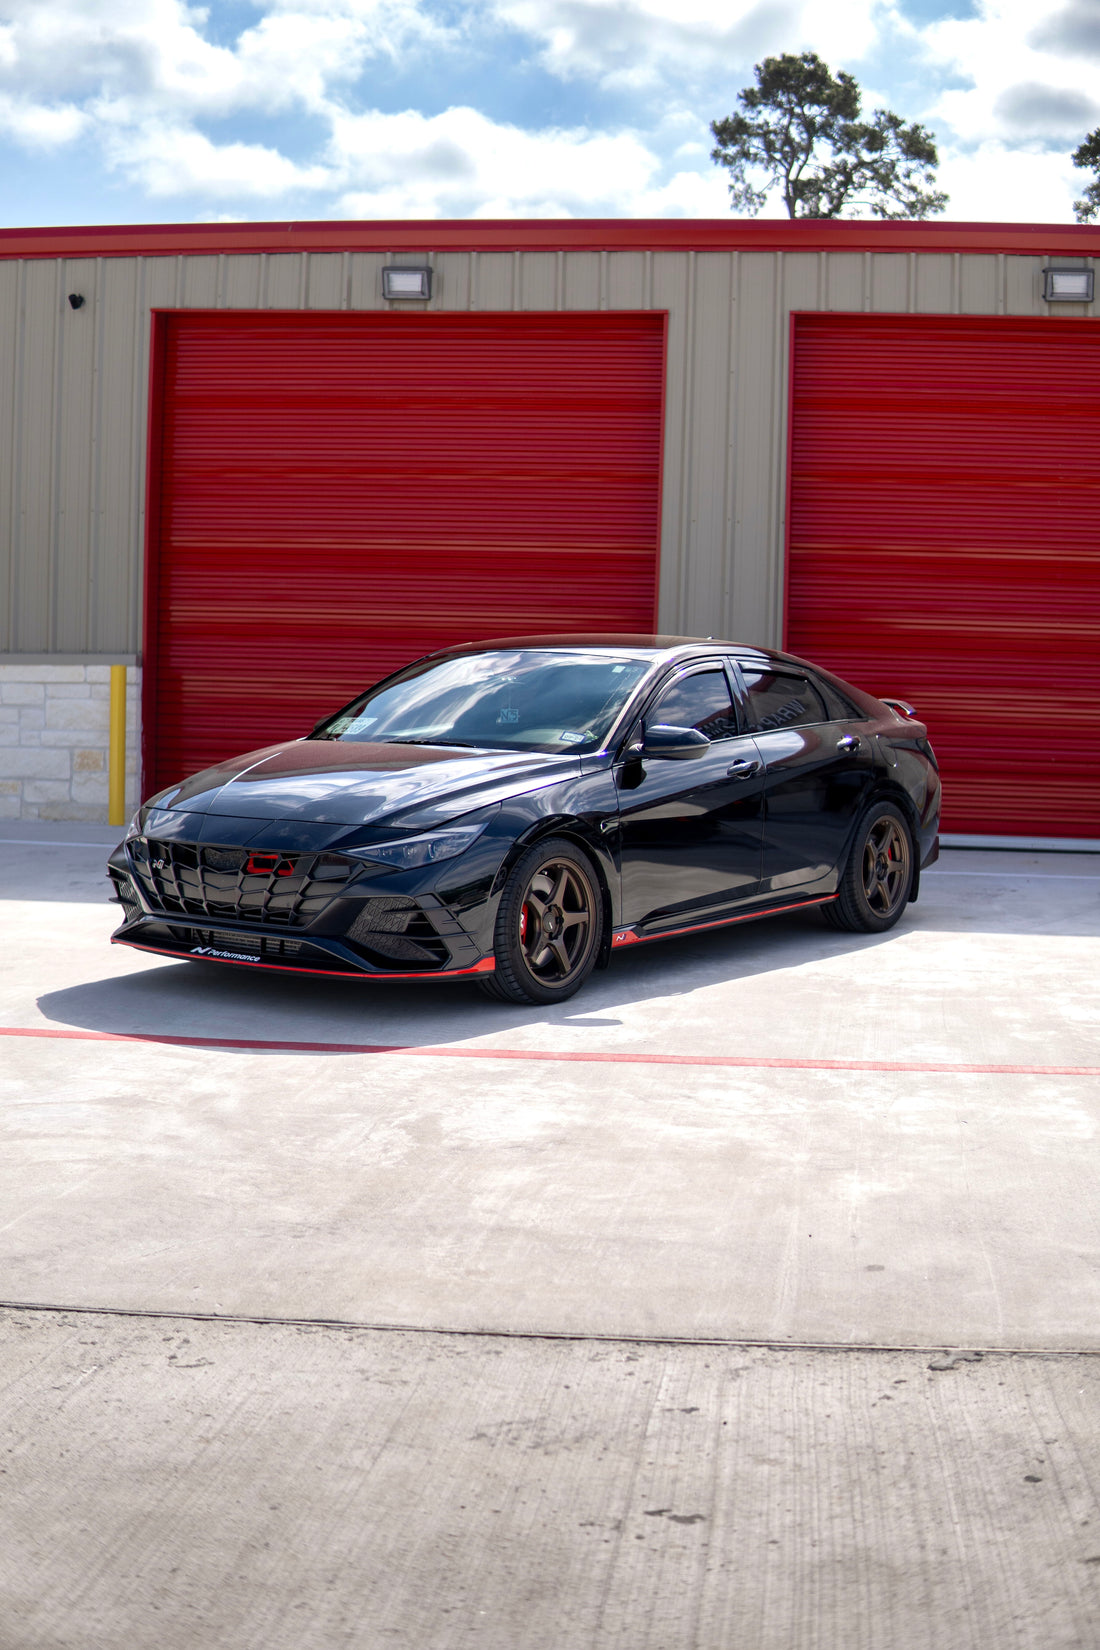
left=0, top=663, right=141, bottom=822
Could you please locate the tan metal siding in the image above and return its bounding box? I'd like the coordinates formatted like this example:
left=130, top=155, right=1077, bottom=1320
left=1, top=245, right=1094, bottom=660
left=0, top=259, right=18, bottom=651
left=652, top=251, right=689, bottom=632
left=55, top=258, right=97, bottom=650
left=563, top=252, right=600, bottom=310
left=869, top=253, right=908, bottom=311
left=682, top=254, right=732, bottom=631
left=95, top=256, right=144, bottom=650
left=16, top=258, right=60, bottom=651
left=730, top=253, right=784, bottom=635
left=915, top=254, right=954, bottom=313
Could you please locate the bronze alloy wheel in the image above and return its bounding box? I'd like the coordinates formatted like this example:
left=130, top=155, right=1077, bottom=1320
left=824, top=802, right=915, bottom=934
left=481, top=836, right=603, bottom=1004
left=861, top=814, right=911, bottom=919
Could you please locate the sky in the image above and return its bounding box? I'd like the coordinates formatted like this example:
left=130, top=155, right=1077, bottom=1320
left=0, top=0, right=1096, bottom=227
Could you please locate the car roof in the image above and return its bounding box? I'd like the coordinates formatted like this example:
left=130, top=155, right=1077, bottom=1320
left=432, top=633, right=787, bottom=667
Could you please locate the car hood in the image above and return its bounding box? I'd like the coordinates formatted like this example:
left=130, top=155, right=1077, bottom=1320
left=146, top=739, right=582, bottom=830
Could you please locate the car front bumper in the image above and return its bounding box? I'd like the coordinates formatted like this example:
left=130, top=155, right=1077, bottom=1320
left=107, top=834, right=498, bottom=981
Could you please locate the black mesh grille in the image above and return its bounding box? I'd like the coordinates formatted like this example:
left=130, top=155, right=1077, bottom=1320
left=345, top=899, right=450, bottom=968
left=112, top=873, right=143, bottom=926
left=169, top=926, right=304, bottom=959
left=129, top=839, right=356, bottom=927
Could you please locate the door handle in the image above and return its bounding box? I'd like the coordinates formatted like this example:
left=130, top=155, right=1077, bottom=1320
left=837, top=735, right=862, bottom=753
left=726, top=758, right=761, bottom=779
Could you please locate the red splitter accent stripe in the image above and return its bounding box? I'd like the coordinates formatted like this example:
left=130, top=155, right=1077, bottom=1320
left=0, top=1025, right=1096, bottom=1076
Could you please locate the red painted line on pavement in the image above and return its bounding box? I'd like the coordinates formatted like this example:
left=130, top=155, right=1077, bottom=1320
left=1, top=1024, right=1096, bottom=1077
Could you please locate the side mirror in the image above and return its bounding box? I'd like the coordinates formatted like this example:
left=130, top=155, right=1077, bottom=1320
left=642, top=723, right=710, bottom=759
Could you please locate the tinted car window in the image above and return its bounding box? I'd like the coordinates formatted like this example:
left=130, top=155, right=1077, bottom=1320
left=815, top=676, right=863, bottom=721
left=650, top=670, right=739, bottom=740
left=313, top=650, right=654, bottom=754
left=740, top=669, right=829, bottom=732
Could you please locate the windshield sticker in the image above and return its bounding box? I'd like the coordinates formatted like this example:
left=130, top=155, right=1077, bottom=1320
left=497, top=708, right=521, bottom=724
left=559, top=731, right=584, bottom=743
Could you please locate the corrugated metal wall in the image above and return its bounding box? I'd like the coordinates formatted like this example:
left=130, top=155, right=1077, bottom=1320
left=148, top=310, right=666, bottom=794
left=786, top=311, right=1100, bottom=837
left=0, top=245, right=1092, bottom=657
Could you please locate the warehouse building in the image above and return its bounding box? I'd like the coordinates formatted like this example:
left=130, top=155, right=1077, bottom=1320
left=0, top=217, right=1097, bottom=839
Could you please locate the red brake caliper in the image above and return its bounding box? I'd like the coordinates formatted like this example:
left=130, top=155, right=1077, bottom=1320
left=519, top=904, right=528, bottom=943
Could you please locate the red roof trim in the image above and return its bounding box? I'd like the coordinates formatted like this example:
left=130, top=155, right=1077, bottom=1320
left=2, top=218, right=1099, bottom=261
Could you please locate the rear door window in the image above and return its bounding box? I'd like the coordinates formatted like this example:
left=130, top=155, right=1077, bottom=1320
left=814, top=675, right=864, bottom=721
left=738, top=668, right=829, bottom=732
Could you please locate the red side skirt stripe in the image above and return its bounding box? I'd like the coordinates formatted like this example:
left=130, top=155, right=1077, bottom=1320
left=611, top=893, right=837, bottom=947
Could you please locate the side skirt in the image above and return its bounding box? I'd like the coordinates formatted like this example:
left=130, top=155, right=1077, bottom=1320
left=611, top=893, right=838, bottom=950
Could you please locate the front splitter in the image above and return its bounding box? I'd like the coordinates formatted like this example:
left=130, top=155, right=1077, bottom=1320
left=111, top=933, right=496, bottom=983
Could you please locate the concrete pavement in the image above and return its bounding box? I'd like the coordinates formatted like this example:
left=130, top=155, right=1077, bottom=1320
left=1, top=824, right=1098, bottom=1647
left=3, top=1309, right=1097, bottom=1650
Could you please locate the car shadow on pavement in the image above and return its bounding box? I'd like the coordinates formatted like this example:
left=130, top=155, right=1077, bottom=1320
left=35, top=908, right=912, bottom=1052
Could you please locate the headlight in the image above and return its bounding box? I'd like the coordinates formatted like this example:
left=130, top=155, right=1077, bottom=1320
left=345, top=820, right=492, bottom=870
left=124, top=807, right=145, bottom=840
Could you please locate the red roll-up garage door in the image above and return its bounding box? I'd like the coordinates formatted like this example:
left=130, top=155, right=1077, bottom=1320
left=145, top=311, right=665, bottom=797
left=786, top=312, right=1100, bottom=838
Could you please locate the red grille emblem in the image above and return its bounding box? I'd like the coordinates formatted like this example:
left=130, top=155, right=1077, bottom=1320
left=245, top=853, right=294, bottom=877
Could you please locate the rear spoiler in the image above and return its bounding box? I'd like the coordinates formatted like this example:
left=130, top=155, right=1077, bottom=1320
left=882, top=697, right=918, bottom=720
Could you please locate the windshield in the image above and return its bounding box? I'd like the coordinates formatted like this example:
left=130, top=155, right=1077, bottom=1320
left=311, top=650, right=655, bottom=754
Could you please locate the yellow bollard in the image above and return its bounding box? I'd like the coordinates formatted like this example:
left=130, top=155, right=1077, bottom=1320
left=108, top=665, right=127, bottom=827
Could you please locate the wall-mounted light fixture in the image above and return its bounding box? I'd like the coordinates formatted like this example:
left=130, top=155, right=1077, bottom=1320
left=1042, top=266, right=1094, bottom=303
left=67, top=293, right=85, bottom=309
left=382, top=266, right=432, bottom=301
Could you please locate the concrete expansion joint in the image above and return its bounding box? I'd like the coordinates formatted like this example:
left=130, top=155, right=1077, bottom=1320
left=1, top=1299, right=1095, bottom=1360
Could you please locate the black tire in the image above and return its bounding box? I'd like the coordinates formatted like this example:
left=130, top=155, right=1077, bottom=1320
left=823, top=802, right=915, bottom=934
left=479, top=837, right=603, bottom=1005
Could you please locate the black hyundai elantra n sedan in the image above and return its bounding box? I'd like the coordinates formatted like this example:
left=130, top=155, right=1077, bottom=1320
left=108, top=635, right=940, bottom=1004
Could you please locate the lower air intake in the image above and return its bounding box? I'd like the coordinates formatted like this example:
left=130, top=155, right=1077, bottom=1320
left=169, top=927, right=303, bottom=958
left=113, top=875, right=143, bottom=926
left=345, top=899, right=450, bottom=967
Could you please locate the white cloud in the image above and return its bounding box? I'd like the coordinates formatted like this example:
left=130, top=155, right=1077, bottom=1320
left=98, top=118, right=333, bottom=198
left=0, top=0, right=450, bottom=204
left=935, top=139, right=1080, bottom=222
left=331, top=104, right=670, bottom=215
left=632, top=167, right=729, bottom=215
left=232, top=0, right=453, bottom=113
left=924, top=0, right=1100, bottom=146
left=0, top=0, right=708, bottom=215
left=0, top=91, right=87, bottom=148
left=0, top=1, right=240, bottom=110
left=488, top=0, right=884, bottom=90
left=0, top=0, right=442, bottom=121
